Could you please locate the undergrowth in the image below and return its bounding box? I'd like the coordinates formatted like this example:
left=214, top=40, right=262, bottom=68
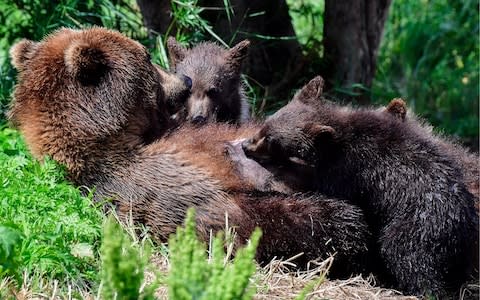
left=372, top=0, right=479, bottom=142
left=0, top=127, right=102, bottom=295
left=100, top=216, right=157, bottom=300
left=168, top=209, right=260, bottom=300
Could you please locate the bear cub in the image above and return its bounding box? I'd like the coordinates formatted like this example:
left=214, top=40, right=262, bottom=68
left=241, top=76, right=479, bottom=298
left=167, top=37, right=250, bottom=124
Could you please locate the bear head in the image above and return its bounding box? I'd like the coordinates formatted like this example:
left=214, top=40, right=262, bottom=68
left=167, top=37, right=250, bottom=124
left=8, top=27, right=190, bottom=176
left=242, top=76, right=339, bottom=165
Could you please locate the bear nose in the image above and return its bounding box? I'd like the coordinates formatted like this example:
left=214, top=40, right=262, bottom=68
left=191, top=115, right=206, bottom=124
left=242, top=138, right=254, bottom=153
left=182, top=75, right=192, bottom=90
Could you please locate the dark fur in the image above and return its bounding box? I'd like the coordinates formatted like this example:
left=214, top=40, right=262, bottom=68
left=384, top=98, right=479, bottom=202
left=243, top=76, right=479, bottom=297
left=8, top=28, right=369, bottom=276
left=167, top=37, right=250, bottom=124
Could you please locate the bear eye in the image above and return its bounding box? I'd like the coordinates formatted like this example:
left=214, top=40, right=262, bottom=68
left=206, top=87, right=220, bottom=97
left=265, top=135, right=281, bottom=153
left=182, top=75, right=192, bottom=90
left=265, top=135, right=276, bottom=147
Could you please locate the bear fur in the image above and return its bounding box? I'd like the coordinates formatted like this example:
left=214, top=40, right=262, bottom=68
left=167, top=37, right=250, bottom=124
left=242, top=76, right=479, bottom=297
left=384, top=98, right=479, bottom=202
left=8, top=27, right=370, bottom=276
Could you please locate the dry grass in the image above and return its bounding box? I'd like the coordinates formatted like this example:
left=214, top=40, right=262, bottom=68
left=252, top=258, right=415, bottom=300
left=3, top=254, right=479, bottom=299
left=147, top=253, right=419, bottom=300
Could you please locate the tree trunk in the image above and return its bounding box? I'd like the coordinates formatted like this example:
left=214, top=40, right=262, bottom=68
left=322, top=0, right=392, bottom=104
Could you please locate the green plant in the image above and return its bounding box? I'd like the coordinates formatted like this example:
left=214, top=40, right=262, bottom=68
left=0, top=127, right=102, bottom=289
left=372, top=0, right=479, bottom=143
left=168, top=0, right=227, bottom=46
left=286, top=0, right=324, bottom=50
left=0, top=225, right=23, bottom=282
left=100, top=216, right=157, bottom=300
left=168, top=208, right=261, bottom=300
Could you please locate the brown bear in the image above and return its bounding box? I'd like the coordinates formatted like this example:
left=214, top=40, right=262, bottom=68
left=8, top=27, right=370, bottom=276
left=167, top=37, right=250, bottom=124
left=241, top=76, right=479, bottom=297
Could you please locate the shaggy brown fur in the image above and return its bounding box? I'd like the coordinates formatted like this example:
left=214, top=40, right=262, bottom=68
left=160, top=123, right=303, bottom=194
left=242, top=76, right=479, bottom=297
left=8, top=27, right=370, bottom=275
left=167, top=37, right=250, bottom=124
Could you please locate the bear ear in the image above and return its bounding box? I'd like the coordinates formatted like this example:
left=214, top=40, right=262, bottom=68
left=225, top=39, right=250, bottom=71
left=65, top=41, right=109, bottom=86
left=385, top=98, right=407, bottom=121
left=10, top=39, right=39, bottom=71
left=167, top=37, right=187, bottom=70
left=302, top=122, right=335, bottom=141
left=296, top=76, right=324, bottom=104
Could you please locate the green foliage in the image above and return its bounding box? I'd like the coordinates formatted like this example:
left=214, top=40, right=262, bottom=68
left=372, top=0, right=479, bottom=141
left=168, top=208, right=260, bottom=300
left=287, top=0, right=324, bottom=50
left=169, top=0, right=210, bottom=45
left=0, top=126, right=102, bottom=287
left=100, top=216, right=156, bottom=300
left=146, top=0, right=224, bottom=69
left=0, top=225, right=23, bottom=281
left=0, top=64, right=15, bottom=122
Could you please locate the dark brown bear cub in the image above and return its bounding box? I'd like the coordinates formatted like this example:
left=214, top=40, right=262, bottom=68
left=167, top=37, right=250, bottom=124
left=242, top=76, right=479, bottom=297
left=8, top=28, right=370, bottom=276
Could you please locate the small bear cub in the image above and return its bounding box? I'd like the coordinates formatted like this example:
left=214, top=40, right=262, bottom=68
left=242, top=76, right=479, bottom=298
left=167, top=37, right=250, bottom=124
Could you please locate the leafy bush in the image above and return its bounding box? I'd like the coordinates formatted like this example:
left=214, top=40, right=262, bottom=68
left=287, top=0, right=324, bottom=49
left=0, top=225, right=23, bottom=282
